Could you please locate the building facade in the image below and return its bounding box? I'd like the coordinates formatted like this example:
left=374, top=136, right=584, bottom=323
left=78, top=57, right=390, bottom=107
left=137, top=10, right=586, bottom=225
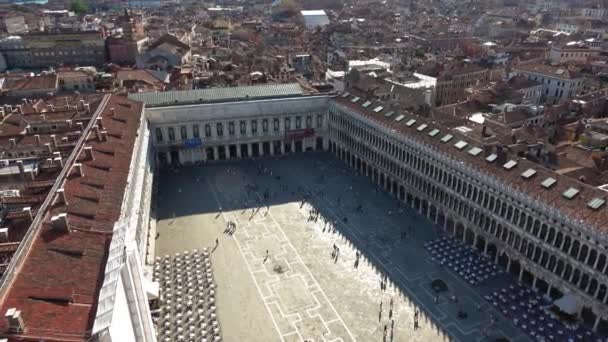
left=513, top=65, right=585, bottom=105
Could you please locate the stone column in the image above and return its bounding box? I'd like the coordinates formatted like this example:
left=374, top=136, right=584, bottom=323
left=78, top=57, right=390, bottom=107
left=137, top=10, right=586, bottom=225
left=270, top=142, right=275, bottom=156
left=593, top=316, right=601, bottom=332
left=519, top=267, right=524, bottom=283
left=291, top=141, right=295, bottom=153
left=281, top=142, right=286, bottom=154
left=236, top=145, right=242, bottom=158
left=166, top=151, right=172, bottom=164
left=247, top=143, right=253, bottom=157
left=213, top=146, right=219, bottom=160
left=225, top=146, right=231, bottom=160
left=506, top=258, right=512, bottom=273
left=532, top=276, right=537, bottom=289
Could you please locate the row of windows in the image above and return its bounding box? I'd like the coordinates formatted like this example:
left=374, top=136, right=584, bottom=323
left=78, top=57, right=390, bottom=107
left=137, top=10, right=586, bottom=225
left=330, top=111, right=608, bottom=303
left=155, top=115, right=324, bottom=142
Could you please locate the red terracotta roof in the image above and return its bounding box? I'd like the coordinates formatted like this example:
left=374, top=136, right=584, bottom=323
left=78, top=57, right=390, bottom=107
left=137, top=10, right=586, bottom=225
left=0, top=95, right=143, bottom=341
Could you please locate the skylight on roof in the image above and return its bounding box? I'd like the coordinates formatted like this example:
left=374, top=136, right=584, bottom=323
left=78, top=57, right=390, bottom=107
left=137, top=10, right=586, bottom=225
left=384, top=111, right=395, bottom=117
left=373, top=106, right=384, bottom=113
left=428, top=128, right=440, bottom=137
left=351, top=96, right=360, bottom=103
left=362, top=101, right=372, bottom=107
left=395, top=114, right=405, bottom=122
left=468, top=147, right=483, bottom=156
left=503, top=160, right=518, bottom=170
left=541, top=177, right=557, bottom=188
left=521, top=168, right=537, bottom=179
left=405, top=119, right=416, bottom=127
left=417, top=124, right=428, bottom=132
left=563, top=187, right=580, bottom=200
left=454, top=140, right=468, bottom=150
left=340, top=92, right=350, bottom=98
left=588, top=198, right=606, bottom=210
left=486, top=153, right=497, bottom=162
left=441, top=134, right=454, bottom=143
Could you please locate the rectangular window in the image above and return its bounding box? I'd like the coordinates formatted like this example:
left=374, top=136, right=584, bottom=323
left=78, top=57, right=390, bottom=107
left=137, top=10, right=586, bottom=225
left=274, top=118, right=280, bottom=132
left=180, top=126, right=187, bottom=140
left=316, top=115, right=323, bottom=128
left=262, top=119, right=268, bottom=133
left=306, top=115, right=312, bottom=128
left=168, top=127, right=175, bottom=141
left=240, top=121, right=246, bottom=135
left=285, top=117, right=291, bottom=130
left=228, top=122, right=235, bottom=136
left=155, top=127, right=163, bottom=142
left=216, top=123, right=223, bottom=137
left=193, top=124, right=200, bottom=138
left=251, top=120, right=258, bottom=134
left=205, top=124, right=211, bottom=137
left=296, top=116, right=302, bottom=129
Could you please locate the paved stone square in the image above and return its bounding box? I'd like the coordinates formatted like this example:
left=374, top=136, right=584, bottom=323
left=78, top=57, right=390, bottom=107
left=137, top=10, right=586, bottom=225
left=155, top=153, right=531, bottom=342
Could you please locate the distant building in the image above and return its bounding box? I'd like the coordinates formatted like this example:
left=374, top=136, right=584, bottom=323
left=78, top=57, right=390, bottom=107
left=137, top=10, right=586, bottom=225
left=549, top=41, right=600, bottom=64
left=57, top=70, right=95, bottom=92
left=0, top=29, right=106, bottom=69
left=300, top=10, right=329, bottom=30
left=513, top=64, right=585, bottom=104
left=136, top=34, right=191, bottom=70
left=0, top=16, right=28, bottom=35
left=1, top=74, right=58, bottom=98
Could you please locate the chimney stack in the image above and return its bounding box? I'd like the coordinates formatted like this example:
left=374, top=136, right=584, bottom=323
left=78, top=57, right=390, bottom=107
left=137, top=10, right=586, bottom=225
left=84, top=146, right=94, bottom=160
left=51, top=213, right=70, bottom=233
left=35, top=135, right=41, bottom=145
left=22, top=98, right=27, bottom=106
left=16, top=160, right=24, bottom=175
left=101, top=131, right=107, bottom=141
left=44, top=143, right=52, bottom=154
left=79, top=99, right=85, bottom=110
left=22, top=207, right=32, bottom=221
left=54, top=157, right=63, bottom=168
left=0, top=228, right=8, bottom=242
left=55, top=188, right=67, bottom=205
left=77, top=122, right=84, bottom=131
left=50, top=135, right=57, bottom=148
left=110, top=108, right=116, bottom=117
left=73, top=163, right=84, bottom=177
left=5, top=308, right=24, bottom=333
left=0, top=107, right=5, bottom=118
left=84, top=103, right=90, bottom=112
left=96, top=117, right=103, bottom=129
left=9, top=138, right=16, bottom=148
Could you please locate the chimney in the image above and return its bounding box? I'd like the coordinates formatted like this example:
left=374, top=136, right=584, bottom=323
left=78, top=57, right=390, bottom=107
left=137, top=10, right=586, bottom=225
left=28, top=169, right=35, bottom=180
left=73, top=163, right=84, bottom=177
left=64, top=97, right=69, bottom=107
left=5, top=308, right=24, bottom=333
left=84, top=146, right=94, bottom=160
left=47, top=104, right=53, bottom=112
left=44, top=143, right=52, bottom=154
left=40, top=114, right=46, bottom=121
left=55, top=188, right=67, bottom=205
left=54, top=157, right=63, bottom=168
left=35, top=135, right=41, bottom=145
left=101, top=131, right=107, bottom=141
left=33, top=105, right=38, bottom=113
left=0, top=228, right=8, bottom=242
left=77, top=122, right=84, bottom=131
left=96, top=117, right=103, bottom=129
left=84, top=103, right=90, bottom=112
left=79, top=99, right=85, bottom=110
left=0, top=107, right=5, bottom=118
left=51, top=213, right=70, bottom=233
left=94, top=125, right=101, bottom=141
left=16, top=105, right=22, bottom=114
left=9, top=138, right=16, bottom=148
left=22, top=98, right=27, bottom=106
left=110, top=108, right=116, bottom=117
left=22, top=207, right=32, bottom=221
left=50, top=135, right=57, bottom=148
left=66, top=119, right=72, bottom=128
left=16, top=160, right=24, bottom=175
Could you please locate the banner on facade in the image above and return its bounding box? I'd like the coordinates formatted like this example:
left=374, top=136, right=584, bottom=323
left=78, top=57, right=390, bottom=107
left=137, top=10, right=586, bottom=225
left=184, top=138, right=202, bottom=148
left=284, top=128, right=314, bottom=141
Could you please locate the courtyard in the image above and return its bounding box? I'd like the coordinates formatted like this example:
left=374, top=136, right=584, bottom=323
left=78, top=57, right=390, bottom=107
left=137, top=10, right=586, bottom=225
left=154, top=152, right=530, bottom=342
